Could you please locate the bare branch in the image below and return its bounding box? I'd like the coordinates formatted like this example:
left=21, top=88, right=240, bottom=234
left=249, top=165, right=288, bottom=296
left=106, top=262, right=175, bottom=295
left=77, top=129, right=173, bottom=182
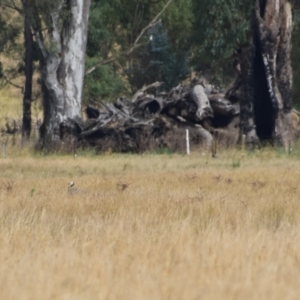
left=1, top=74, right=24, bottom=91
left=1, top=0, right=23, bottom=13
left=2, top=3, right=23, bottom=14
left=85, top=42, right=148, bottom=76
left=132, top=81, right=163, bottom=102
left=49, top=2, right=63, bottom=48
left=129, top=0, right=174, bottom=54
left=85, top=0, right=174, bottom=76
left=34, top=30, right=48, bottom=58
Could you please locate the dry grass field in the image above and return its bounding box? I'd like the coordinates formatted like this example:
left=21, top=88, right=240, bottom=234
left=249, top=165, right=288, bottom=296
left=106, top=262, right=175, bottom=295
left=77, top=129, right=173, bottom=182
left=2, top=87, right=300, bottom=299
left=1, top=147, right=300, bottom=300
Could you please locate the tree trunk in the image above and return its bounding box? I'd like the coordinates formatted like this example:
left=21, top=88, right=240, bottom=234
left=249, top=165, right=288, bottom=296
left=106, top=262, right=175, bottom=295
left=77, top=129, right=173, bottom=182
left=36, top=0, right=91, bottom=149
left=238, top=0, right=293, bottom=148
left=22, top=10, right=33, bottom=141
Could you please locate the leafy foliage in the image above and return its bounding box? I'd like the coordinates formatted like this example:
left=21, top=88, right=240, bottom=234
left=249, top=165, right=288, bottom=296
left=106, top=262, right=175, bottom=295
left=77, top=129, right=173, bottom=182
left=86, top=1, right=118, bottom=58
left=0, top=16, right=21, bottom=53
left=2, top=0, right=300, bottom=109
left=0, top=7, right=23, bottom=84
left=190, top=0, right=253, bottom=84
left=84, top=60, right=126, bottom=103
left=126, top=22, right=189, bottom=91
left=85, top=0, right=193, bottom=97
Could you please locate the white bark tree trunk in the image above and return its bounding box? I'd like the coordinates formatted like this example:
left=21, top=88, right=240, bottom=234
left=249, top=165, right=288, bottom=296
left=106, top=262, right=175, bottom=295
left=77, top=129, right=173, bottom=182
left=59, top=0, right=90, bottom=120
left=29, top=0, right=91, bottom=149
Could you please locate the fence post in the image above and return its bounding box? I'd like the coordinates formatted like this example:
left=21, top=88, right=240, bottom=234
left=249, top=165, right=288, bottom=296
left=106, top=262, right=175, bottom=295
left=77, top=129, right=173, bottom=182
left=212, top=140, right=217, bottom=158
left=241, top=134, right=246, bottom=151
left=288, top=140, right=292, bottom=155
left=186, top=129, right=190, bottom=155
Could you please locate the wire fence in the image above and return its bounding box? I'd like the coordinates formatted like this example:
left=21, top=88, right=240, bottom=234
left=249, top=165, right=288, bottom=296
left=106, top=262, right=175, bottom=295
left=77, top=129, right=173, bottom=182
left=1, top=121, right=237, bottom=158
left=0, top=120, right=294, bottom=158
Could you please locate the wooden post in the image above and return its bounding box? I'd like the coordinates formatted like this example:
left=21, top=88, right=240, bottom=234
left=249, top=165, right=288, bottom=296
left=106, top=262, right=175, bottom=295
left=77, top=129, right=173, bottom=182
left=212, top=140, right=217, bottom=158
left=186, top=129, right=190, bottom=155
left=73, top=140, right=77, bottom=159
left=288, top=140, right=292, bottom=155
left=241, top=134, right=246, bottom=151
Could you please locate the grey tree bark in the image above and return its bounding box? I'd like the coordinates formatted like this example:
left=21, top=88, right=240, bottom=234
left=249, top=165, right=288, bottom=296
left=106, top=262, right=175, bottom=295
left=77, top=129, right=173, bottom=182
left=22, top=11, right=33, bottom=141
left=229, top=0, right=293, bottom=148
left=25, top=0, right=91, bottom=149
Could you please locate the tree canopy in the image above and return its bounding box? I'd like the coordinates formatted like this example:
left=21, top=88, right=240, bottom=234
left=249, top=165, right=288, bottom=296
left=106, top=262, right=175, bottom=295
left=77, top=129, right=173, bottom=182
left=1, top=0, right=300, bottom=106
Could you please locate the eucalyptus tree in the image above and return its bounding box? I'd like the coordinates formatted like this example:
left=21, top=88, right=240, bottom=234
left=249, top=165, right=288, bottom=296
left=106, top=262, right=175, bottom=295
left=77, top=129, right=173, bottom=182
left=235, top=0, right=294, bottom=147
left=22, top=8, right=33, bottom=140
left=84, top=0, right=192, bottom=99
left=0, top=2, right=23, bottom=87
left=0, top=1, right=33, bottom=140
left=192, top=0, right=294, bottom=147
left=84, top=0, right=127, bottom=103
left=22, top=0, right=91, bottom=149
left=190, top=0, right=253, bottom=82
left=292, top=5, right=300, bottom=107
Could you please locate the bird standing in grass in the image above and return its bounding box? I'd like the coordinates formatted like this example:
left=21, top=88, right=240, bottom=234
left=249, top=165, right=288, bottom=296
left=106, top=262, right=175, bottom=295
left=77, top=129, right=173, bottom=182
left=68, top=181, right=78, bottom=194
left=68, top=181, right=88, bottom=195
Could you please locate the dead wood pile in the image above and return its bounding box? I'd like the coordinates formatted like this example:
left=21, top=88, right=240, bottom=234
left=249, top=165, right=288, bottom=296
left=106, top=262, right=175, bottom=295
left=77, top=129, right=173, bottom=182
left=64, top=81, right=240, bottom=153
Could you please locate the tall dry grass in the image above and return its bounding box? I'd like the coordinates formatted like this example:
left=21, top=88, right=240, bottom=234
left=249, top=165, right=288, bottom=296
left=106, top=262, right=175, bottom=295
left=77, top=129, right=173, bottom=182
left=0, top=87, right=43, bottom=131
left=1, top=78, right=300, bottom=299
left=1, top=150, right=300, bottom=299
left=0, top=87, right=23, bottom=125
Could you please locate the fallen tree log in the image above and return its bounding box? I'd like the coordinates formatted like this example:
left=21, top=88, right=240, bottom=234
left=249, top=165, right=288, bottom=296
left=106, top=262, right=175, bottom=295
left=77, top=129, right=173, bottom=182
left=209, top=94, right=240, bottom=117
left=56, top=78, right=243, bottom=153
